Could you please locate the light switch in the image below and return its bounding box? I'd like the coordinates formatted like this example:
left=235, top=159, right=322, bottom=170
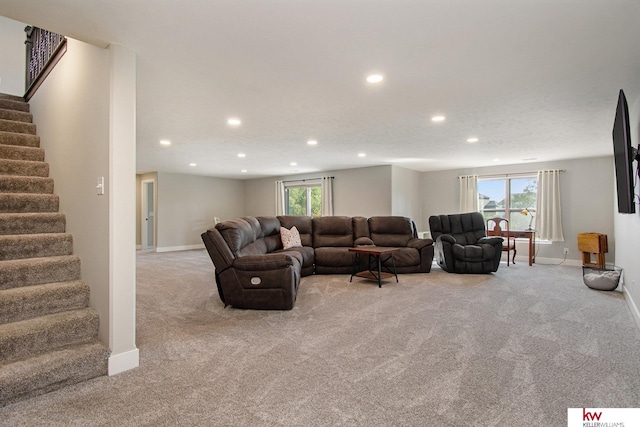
left=96, top=177, right=104, bottom=195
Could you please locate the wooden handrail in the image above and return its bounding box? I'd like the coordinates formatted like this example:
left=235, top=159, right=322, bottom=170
left=24, top=26, right=67, bottom=101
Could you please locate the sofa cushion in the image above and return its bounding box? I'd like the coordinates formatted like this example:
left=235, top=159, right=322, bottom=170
left=257, top=216, right=284, bottom=252
left=281, top=226, right=302, bottom=249
left=217, top=218, right=261, bottom=257
left=278, top=216, right=313, bottom=247
left=369, top=216, right=413, bottom=247
left=315, top=247, right=356, bottom=268
left=312, top=216, right=354, bottom=248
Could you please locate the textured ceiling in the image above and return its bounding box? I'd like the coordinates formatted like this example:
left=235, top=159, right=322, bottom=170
left=2, top=0, right=640, bottom=179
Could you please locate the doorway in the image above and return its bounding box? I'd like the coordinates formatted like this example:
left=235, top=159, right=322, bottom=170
left=141, top=180, right=155, bottom=250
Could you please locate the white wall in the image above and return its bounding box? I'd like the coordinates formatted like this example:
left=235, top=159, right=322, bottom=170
left=421, top=156, right=615, bottom=264
left=614, top=89, right=640, bottom=327
left=29, top=38, right=138, bottom=374
left=155, top=172, right=245, bottom=251
left=0, top=16, right=25, bottom=96
left=391, top=166, right=423, bottom=229
left=244, top=165, right=393, bottom=217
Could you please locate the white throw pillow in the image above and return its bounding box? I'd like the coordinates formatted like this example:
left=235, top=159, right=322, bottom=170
left=280, top=226, right=302, bottom=249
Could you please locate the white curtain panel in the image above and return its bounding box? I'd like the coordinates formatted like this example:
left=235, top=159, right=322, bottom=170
left=459, top=175, right=479, bottom=212
left=321, top=177, right=334, bottom=216
left=275, top=180, right=285, bottom=215
left=536, top=170, right=564, bottom=241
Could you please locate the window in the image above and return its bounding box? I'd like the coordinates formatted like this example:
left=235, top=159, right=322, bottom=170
left=478, top=176, right=537, bottom=230
left=285, top=185, right=321, bottom=217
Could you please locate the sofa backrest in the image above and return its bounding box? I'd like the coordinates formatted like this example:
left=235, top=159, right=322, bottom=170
left=429, top=212, right=486, bottom=245
left=312, top=216, right=354, bottom=247
left=368, top=216, right=414, bottom=247
left=257, top=216, right=284, bottom=252
left=277, top=216, right=313, bottom=246
left=215, top=217, right=267, bottom=258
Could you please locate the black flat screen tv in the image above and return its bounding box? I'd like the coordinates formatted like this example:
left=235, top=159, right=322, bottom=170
left=612, top=89, right=636, bottom=214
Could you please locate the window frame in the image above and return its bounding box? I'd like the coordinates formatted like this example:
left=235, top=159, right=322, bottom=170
left=478, top=175, right=538, bottom=229
left=284, top=183, right=322, bottom=217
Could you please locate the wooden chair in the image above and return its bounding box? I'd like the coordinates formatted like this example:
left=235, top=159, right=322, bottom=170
left=486, top=217, right=516, bottom=266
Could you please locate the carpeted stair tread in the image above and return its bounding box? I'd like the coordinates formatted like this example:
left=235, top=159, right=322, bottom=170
left=0, top=99, right=29, bottom=113
left=0, top=109, right=32, bottom=124
left=0, top=255, right=81, bottom=290
left=0, top=341, right=108, bottom=407
left=0, top=144, right=45, bottom=162
left=0, top=193, right=59, bottom=213
left=0, top=94, right=25, bottom=102
left=0, top=308, right=99, bottom=364
left=0, top=233, right=73, bottom=261
left=0, top=159, right=49, bottom=177
left=0, top=212, right=65, bottom=235
left=0, top=119, right=36, bottom=135
left=0, top=175, right=54, bottom=194
left=0, top=131, right=39, bottom=148
left=0, top=280, right=88, bottom=324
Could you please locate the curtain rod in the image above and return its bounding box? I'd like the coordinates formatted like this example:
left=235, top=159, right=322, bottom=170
left=281, top=176, right=334, bottom=184
left=459, top=170, right=566, bottom=179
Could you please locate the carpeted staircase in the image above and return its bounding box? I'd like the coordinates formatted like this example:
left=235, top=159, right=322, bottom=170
left=0, top=93, right=109, bottom=407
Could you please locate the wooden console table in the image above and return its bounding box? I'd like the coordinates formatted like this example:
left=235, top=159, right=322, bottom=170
left=501, top=230, right=536, bottom=266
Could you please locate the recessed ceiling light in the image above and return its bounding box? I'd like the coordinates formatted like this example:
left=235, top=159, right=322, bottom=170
left=227, top=118, right=241, bottom=126
left=431, top=115, right=445, bottom=122
left=237, top=153, right=246, bottom=158
left=366, top=74, right=384, bottom=83
left=241, top=169, right=247, bottom=173
left=307, top=139, right=318, bottom=146
left=493, top=158, right=500, bottom=162
left=358, top=153, right=366, bottom=157
left=467, top=137, right=479, bottom=143
left=189, top=163, right=197, bottom=167
left=160, top=139, right=171, bottom=146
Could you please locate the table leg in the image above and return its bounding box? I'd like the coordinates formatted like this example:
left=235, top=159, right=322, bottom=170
left=377, top=255, right=382, bottom=288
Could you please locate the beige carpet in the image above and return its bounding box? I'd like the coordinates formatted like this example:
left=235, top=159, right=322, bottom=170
left=1, top=249, right=640, bottom=426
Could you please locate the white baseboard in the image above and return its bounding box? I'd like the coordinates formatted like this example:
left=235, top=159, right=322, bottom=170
left=155, top=244, right=205, bottom=253
left=108, top=348, right=139, bottom=376
left=622, top=283, right=640, bottom=331
left=531, top=257, right=582, bottom=267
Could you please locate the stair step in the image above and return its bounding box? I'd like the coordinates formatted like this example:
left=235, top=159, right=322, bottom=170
left=0, top=94, right=25, bottom=102
left=0, top=280, right=88, bottom=324
left=0, top=159, right=49, bottom=177
left=0, top=144, right=44, bottom=162
left=0, top=119, right=36, bottom=135
left=0, top=175, right=54, bottom=194
left=0, top=233, right=73, bottom=261
left=0, top=109, right=32, bottom=124
left=0, top=131, right=39, bottom=148
left=0, top=212, right=65, bottom=235
left=0, top=99, right=29, bottom=113
left=0, top=193, right=59, bottom=213
left=0, top=255, right=81, bottom=291
left=0, top=308, right=100, bottom=364
left=0, top=341, right=108, bottom=407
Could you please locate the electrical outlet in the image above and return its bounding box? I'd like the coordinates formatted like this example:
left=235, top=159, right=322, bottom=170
left=563, top=248, right=569, bottom=255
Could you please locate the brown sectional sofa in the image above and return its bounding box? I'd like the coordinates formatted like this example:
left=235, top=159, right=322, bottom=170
left=201, top=215, right=434, bottom=310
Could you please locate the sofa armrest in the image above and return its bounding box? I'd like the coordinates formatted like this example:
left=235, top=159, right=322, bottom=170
left=232, top=253, right=300, bottom=271
left=408, top=238, right=433, bottom=250
left=354, top=237, right=374, bottom=246
left=478, top=236, right=504, bottom=246
left=438, top=234, right=457, bottom=245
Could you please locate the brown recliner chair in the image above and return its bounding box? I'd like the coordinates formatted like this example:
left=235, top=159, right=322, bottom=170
left=428, top=212, right=503, bottom=274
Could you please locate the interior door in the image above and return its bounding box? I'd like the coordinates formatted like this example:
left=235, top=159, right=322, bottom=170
left=142, top=180, right=155, bottom=250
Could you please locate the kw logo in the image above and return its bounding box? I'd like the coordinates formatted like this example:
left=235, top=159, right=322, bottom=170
left=583, top=408, right=603, bottom=421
